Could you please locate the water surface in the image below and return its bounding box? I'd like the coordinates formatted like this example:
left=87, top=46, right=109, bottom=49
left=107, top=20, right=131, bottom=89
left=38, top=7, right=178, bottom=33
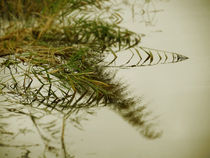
left=0, top=0, right=210, bottom=158
left=69, top=0, right=210, bottom=158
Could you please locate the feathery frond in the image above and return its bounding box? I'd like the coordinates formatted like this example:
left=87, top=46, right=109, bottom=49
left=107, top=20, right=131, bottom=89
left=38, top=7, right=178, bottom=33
left=0, top=0, right=188, bottom=157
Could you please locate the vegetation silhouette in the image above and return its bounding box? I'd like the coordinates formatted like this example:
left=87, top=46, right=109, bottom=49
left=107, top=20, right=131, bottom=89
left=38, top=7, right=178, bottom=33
left=0, top=0, right=188, bottom=157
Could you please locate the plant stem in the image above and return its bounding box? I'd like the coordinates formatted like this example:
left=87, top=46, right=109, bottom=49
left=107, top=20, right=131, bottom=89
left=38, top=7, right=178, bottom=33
left=61, top=115, right=67, bottom=158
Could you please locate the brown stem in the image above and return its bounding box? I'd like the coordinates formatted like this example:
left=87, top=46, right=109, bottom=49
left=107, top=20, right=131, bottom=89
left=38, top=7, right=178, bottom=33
left=0, top=143, right=39, bottom=148
left=61, top=115, right=67, bottom=158
left=0, top=50, right=12, bottom=57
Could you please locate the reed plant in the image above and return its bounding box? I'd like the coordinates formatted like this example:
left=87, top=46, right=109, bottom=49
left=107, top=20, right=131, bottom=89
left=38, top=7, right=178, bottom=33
left=0, top=0, right=188, bottom=157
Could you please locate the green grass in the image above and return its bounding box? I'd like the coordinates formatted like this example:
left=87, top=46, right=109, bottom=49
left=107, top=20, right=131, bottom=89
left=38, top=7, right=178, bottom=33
left=0, top=0, right=188, bottom=157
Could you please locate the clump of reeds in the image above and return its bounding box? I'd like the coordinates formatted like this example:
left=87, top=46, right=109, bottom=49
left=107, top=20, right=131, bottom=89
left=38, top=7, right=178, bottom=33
left=0, top=0, right=188, bottom=157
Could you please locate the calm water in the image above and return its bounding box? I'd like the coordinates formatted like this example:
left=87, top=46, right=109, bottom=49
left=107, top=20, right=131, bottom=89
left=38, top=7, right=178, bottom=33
left=69, top=0, right=210, bottom=158
left=0, top=0, right=210, bottom=158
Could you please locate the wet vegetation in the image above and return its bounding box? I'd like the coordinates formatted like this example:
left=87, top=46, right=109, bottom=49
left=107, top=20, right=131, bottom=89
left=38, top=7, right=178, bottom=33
left=0, top=0, right=188, bottom=157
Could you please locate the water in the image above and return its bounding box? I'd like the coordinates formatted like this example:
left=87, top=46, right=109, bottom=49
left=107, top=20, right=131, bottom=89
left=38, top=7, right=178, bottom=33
left=0, top=0, right=210, bottom=158
left=69, top=0, right=210, bottom=158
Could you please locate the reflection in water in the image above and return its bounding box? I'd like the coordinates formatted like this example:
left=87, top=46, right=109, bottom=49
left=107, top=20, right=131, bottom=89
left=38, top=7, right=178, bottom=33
left=0, top=0, right=209, bottom=158
left=106, top=46, right=188, bottom=68
left=0, top=0, right=175, bottom=157
left=123, top=0, right=166, bottom=26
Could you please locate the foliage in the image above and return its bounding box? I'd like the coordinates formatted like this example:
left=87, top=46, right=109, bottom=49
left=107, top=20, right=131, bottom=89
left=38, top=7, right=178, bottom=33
left=0, top=0, right=188, bottom=157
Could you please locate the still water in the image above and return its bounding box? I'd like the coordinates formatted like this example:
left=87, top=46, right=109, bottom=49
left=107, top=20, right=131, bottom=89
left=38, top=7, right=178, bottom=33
left=1, top=0, right=210, bottom=158
left=69, top=0, right=210, bottom=158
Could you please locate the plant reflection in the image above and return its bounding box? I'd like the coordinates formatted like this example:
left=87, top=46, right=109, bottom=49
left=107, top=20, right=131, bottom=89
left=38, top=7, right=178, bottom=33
left=0, top=0, right=187, bottom=158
